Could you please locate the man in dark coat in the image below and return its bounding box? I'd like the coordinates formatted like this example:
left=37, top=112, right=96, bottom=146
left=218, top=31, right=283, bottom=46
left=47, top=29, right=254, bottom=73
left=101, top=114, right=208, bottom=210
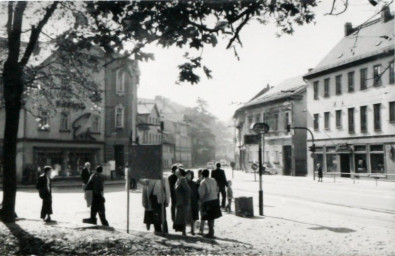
left=36, top=166, right=53, bottom=222
left=211, top=162, right=228, bottom=208
left=85, top=165, right=109, bottom=226
left=168, top=164, right=178, bottom=222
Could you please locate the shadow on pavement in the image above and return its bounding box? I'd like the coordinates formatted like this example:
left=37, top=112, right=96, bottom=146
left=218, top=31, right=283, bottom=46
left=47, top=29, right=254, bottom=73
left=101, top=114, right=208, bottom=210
left=5, top=222, right=58, bottom=255
left=265, top=215, right=356, bottom=233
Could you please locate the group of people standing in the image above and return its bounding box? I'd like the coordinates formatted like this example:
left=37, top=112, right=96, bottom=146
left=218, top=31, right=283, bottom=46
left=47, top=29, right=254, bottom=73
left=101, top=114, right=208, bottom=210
left=143, top=162, right=232, bottom=239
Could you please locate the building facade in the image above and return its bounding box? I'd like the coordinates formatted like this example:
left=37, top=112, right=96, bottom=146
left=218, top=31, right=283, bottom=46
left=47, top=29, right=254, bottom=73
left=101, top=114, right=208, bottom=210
left=0, top=50, right=139, bottom=183
left=233, top=77, right=308, bottom=176
left=303, top=7, right=395, bottom=179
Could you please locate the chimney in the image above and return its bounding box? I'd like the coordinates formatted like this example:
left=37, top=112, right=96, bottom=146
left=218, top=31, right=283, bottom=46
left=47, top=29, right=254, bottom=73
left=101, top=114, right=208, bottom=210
left=344, top=22, right=353, bottom=36
left=381, top=6, right=392, bottom=23
left=308, top=68, right=313, bottom=72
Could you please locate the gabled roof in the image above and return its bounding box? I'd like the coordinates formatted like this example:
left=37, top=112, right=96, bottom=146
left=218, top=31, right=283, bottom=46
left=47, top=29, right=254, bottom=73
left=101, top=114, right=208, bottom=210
left=234, top=76, right=306, bottom=117
left=137, top=101, right=159, bottom=116
left=305, top=12, right=394, bottom=78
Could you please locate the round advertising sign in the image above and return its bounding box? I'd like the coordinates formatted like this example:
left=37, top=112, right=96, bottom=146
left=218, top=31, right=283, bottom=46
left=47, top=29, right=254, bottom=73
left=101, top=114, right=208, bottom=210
left=251, top=163, right=258, bottom=170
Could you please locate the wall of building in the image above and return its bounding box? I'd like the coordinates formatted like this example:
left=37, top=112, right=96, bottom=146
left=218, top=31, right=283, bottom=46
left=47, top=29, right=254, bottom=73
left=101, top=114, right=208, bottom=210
left=306, top=55, right=395, bottom=179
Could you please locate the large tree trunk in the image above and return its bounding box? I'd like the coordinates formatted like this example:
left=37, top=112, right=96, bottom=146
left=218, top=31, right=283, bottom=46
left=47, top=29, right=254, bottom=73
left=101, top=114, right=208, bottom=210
left=1, top=62, right=23, bottom=223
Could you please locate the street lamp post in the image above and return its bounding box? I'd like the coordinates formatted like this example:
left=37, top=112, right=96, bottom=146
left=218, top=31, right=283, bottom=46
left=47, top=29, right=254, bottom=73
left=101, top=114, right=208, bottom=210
left=250, top=122, right=269, bottom=216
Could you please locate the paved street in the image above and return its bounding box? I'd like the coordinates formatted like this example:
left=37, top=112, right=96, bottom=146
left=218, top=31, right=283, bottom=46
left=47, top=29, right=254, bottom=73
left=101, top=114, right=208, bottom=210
left=2, top=169, right=395, bottom=255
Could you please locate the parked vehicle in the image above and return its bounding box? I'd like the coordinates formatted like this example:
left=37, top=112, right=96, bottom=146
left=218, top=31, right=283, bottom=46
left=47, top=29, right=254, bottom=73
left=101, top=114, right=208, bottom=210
left=220, top=159, right=229, bottom=166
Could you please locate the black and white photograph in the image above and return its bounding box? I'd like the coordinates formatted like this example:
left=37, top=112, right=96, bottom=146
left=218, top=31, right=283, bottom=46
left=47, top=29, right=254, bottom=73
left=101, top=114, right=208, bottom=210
left=0, top=0, right=394, bottom=255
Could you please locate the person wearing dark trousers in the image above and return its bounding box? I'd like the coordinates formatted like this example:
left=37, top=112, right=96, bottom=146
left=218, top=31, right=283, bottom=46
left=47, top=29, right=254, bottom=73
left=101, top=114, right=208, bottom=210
left=168, top=164, right=178, bottom=222
left=317, top=163, right=323, bottom=182
left=211, top=162, right=228, bottom=208
left=85, top=166, right=109, bottom=226
left=36, top=166, right=53, bottom=222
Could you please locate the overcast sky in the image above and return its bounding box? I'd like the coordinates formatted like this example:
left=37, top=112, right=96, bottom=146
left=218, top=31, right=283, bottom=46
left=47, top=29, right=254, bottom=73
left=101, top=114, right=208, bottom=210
left=138, top=1, right=391, bottom=122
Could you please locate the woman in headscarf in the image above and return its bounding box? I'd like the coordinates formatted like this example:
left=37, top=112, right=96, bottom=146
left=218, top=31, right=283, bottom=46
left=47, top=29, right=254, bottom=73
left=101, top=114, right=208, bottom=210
left=173, top=168, right=191, bottom=236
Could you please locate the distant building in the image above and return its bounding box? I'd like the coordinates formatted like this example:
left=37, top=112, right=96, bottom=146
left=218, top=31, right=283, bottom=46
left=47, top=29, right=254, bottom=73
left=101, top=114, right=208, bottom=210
left=137, top=101, right=175, bottom=169
left=233, top=77, right=307, bottom=176
left=303, top=6, right=394, bottom=179
left=139, top=97, right=192, bottom=168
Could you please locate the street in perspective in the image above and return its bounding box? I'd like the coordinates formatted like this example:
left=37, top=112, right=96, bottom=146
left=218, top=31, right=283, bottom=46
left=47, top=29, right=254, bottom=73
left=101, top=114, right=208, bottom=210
left=0, top=1, right=394, bottom=255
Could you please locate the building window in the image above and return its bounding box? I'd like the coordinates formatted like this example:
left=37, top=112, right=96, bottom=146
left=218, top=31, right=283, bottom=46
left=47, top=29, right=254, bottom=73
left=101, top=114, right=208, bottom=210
left=38, top=111, right=50, bottom=131
left=354, top=145, right=367, bottom=173
left=390, top=61, right=394, bottom=84
left=360, top=106, right=367, bottom=132
left=92, top=115, right=100, bottom=133
left=274, top=151, right=279, bottom=163
left=247, top=115, right=253, bottom=126
left=390, top=102, right=395, bottom=123
left=313, top=114, right=319, bottom=130
left=116, top=69, right=125, bottom=94
left=370, top=145, right=384, bottom=173
left=255, top=113, right=261, bottom=123
left=115, top=104, right=124, bottom=128
left=324, top=78, right=330, bottom=97
left=348, top=71, right=354, bottom=92
left=373, top=103, right=381, bottom=131
left=360, top=68, right=367, bottom=90
left=273, top=113, right=278, bottom=130
left=373, top=64, right=382, bottom=86
left=335, top=75, right=342, bottom=95
left=348, top=108, right=354, bottom=133
left=60, top=112, right=70, bottom=131
left=284, top=112, right=290, bottom=130
left=335, top=110, right=342, bottom=128
left=313, top=81, right=319, bottom=100
left=326, top=147, right=337, bottom=172
left=324, top=112, right=330, bottom=130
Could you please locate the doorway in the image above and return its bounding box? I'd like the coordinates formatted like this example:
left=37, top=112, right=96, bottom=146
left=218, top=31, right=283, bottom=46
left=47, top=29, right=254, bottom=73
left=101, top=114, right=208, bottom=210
left=340, top=154, right=351, bottom=177
left=114, top=145, right=125, bottom=176
left=283, top=145, right=292, bottom=176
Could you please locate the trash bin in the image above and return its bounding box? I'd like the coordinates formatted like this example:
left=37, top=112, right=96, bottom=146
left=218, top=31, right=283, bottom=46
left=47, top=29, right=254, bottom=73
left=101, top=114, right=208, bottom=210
left=235, top=197, right=254, bottom=217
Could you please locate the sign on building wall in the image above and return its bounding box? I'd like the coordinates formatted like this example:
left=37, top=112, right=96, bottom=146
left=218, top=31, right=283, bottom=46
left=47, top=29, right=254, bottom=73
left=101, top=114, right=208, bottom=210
left=244, top=134, right=260, bottom=144
left=129, top=145, right=162, bottom=180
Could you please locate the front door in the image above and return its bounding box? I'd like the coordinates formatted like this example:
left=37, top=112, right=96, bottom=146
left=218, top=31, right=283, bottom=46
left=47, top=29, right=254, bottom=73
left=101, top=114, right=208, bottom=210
left=340, top=154, right=351, bottom=177
left=114, top=145, right=125, bottom=175
left=283, top=145, right=292, bottom=176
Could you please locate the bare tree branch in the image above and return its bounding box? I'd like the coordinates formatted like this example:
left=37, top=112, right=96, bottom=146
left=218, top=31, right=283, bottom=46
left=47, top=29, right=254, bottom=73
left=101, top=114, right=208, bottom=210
left=326, top=0, right=349, bottom=16
left=19, top=1, right=59, bottom=67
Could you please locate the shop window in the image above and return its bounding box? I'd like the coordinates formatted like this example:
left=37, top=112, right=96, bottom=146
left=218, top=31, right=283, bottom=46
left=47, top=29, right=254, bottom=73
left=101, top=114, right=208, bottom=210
left=370, top=145, right=383, bottom=151
left=360, top=106, right=368, bottom=132
left=360, top=68, right=367, bottom=90
left=348, top=71, right=354, bottom=92
left=314, top=114, right=319, bottom=130
left=314, top=153, right=324, bottom=171
left=370, top=154, right=385, bottom=173
left=354, top=145, right=366, bottom=152
left=313, top=81, right=319, bottom=100
left=373, top=64, right=382, bottom=86
left=324, top=112, right=330, bottom=130
left=335, top=75, right=342, bottom=95
left=324, top=78, right=330, bottom=97
left=60, top=111, right=70, bottom=131
left=336, top=110, right=342, bottom=128
left=389, top=102, right=395, bottom=123
left=326, top=154, right=337, bottom=172
left=348, top=108, right=354, bottom=133
left=373, top=103, right=381, bottom=131
left=355, top=155, right=368, bottom=173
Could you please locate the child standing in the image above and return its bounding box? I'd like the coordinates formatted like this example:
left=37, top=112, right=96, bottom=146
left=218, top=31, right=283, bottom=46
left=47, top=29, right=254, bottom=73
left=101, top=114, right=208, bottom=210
left=225, top=180, right=233, bottom=212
